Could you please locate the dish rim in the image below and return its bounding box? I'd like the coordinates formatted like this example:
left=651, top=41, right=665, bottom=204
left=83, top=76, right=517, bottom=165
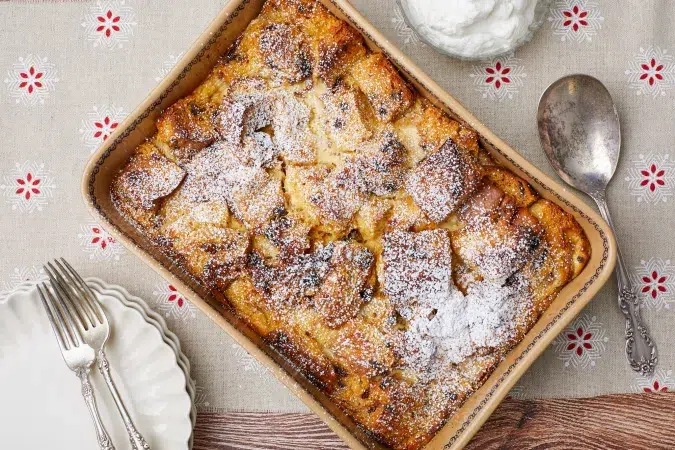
left=80, top=0, right=618, bottom=448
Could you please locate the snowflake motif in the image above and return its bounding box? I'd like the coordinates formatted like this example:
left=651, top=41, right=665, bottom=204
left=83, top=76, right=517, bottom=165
left=630, top=258, right=675, bottom=311
left=548, top=0, right=604, bottom=43
left=154, top=53, right=184, bottom=82
left=152, top=283, right=197, bottom=321
left=390, top=5, right=423, bottom=48
left=469, top=55, right=526, bottom=101
left=0, top=266, right=47, bottom=301
left=79, top=105, right=127, bottom=153
left=230, top=343, right=270, bottom=378
left=625, top=153, right=674, bottom=204
left=0, top=162, right=56, bottom=213
left=194, top=384, right=211, bottom=411
left=631, top=368, right=674, bottom=393
left=82, top=1, right=137, bottom=50
left=625, top=47, right=675, bottom=97
left=553, top=314, right=608, bottom=369
left=77, top=222, right=125, bottom=261
left=3, top=55, right=59, bottom=106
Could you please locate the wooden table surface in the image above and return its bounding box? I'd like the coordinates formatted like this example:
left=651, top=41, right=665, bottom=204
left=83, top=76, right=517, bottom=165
left=192, top=392, right=675, bottom=449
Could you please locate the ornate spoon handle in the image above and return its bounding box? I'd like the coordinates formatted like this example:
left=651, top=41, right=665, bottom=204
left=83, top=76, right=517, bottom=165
left=592, top=192, right=657, bottom=375
left=98, top=350, right=150, bottom=449
left=76, top=367, right=116, bottom=450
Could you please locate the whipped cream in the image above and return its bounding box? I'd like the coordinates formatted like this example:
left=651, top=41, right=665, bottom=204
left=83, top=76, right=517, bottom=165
left=402, top=0, right=538, bottom=58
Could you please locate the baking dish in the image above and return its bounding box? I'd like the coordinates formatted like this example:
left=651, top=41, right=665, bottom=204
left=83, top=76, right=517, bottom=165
left=81, top=0, right=617, bottom=448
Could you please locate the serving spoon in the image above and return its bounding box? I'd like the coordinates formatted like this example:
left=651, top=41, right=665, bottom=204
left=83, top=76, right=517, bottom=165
left=537, top=74, right=656, bottom=375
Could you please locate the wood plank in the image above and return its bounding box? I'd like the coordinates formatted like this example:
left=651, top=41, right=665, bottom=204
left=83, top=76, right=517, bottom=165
left=466, top=392, right=675, bottom=450
left=193, top=393, right=675, bottom=450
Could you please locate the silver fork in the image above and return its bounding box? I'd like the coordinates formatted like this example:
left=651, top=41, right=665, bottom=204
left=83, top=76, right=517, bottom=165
left=37, top=282, right=116, bottom=450
left=45, top=259, right=151, bottom=450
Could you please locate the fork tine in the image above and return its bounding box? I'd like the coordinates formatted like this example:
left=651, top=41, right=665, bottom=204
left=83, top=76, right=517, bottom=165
left=50, top=260, right=98, bottom=328
left=44, top=265, right=85, bottom=346
left=47, top=261, right=96, bottom=333
left=38, top=282, right=74, bottom=351
left=55, top=258, right=104, bottom=325
left=59, top=258, right=107, bottom=324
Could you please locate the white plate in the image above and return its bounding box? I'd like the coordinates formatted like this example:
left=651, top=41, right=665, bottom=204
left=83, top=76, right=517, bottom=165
left=0, top=281, right=193, bottom=449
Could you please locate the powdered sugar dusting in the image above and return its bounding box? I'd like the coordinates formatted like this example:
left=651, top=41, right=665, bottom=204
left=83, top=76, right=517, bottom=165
left=382, top=229, right=453, bottom=316
left=383, top=229, right=531, bottom=372
left=406, top=139, right=480, bottom=222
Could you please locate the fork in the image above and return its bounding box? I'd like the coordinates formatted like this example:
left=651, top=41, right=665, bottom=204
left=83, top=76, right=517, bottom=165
left=37, top=282, right=116, bottom=450
left=45, top=259, right=151, bottom=450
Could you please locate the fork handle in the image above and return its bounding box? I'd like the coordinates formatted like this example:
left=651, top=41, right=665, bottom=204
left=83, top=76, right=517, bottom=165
left=98, top=350, right=151, bottom=449
left=76, top=367, right=116, bottom=450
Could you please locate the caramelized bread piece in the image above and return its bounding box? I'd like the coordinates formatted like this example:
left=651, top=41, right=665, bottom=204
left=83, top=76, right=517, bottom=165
left=381, top=229, right=453, bottom=315
left=216, top=91, right=272, bottom=145
left=302, top=7, right=367, bottom=87
left=529, top=199, right=591, bottom=281
left=174, top=224, right=249, bottom=288
left=285, top=164, right=365, bottom=230
left=248, top=249, right=326, bottom=308
left=314, top=241, right=374, bottom=328
left=355, top=196, right=392, bottom=241
left=351, top=53, right=414, bottom=123
left=406, top=139, right=481, bottom=223
left=161, top=195, right=230, bottom=240
left=156, top=95, right=220, bottom=164
left=415, top=102, right=480, bottom=158
left=271, top=92, right=315, bottom=164
left=451, top=183, right=543, bottom=283
left=386, top=194, right=432, bottom=231
left=111, top=143, right=185, bottom=211
left=327, top=321, right=394, bottom=377
left=321, top=86, right=374, bottom=151
left=484, top=165, right=538, bottom=207
left=258, top=22, right=312, bottom=83
left=342, top=129, right=408, bottom=196
left=261, top=212, right=311, bottom=258
left=180, top=142, right=284, bottom=230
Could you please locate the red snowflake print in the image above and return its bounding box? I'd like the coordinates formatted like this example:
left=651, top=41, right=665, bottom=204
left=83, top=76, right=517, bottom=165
left=562, top=4, right=589, bottom=32
left=641, top=270, right=668, bottom=299
left=4, top=55, right=58, bottom=106
left=631, top=368, right=675, bottom=393
left=471, top=55, right=526, bottom=101
left=82, top=1, right=136, bottom=50
left=93, top=116, right=118, bottom=141
left=640, top=163, right=666, bottom=192
left=566, top=327, right=593, bottom=356
left=643, top=380, right=669, bottom=393
left=90, top=227, right=116, bottom=250
left=78, top=221, right=124, bottom=261
left=167, top=285, right=185, bottom=308
left=484, top=61, right=511, bottom=89
left=15, top=172, right=41, bottom=200
left=153, top=283, right=196, bottom=321
left=96, top=10, right=121, bottom=38
left=639, top=58, right=665, bottom=87
left=18, top=66, right=44, bottom=95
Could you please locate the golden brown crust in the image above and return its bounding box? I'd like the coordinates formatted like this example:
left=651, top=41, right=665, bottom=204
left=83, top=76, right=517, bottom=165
left=350, top=53, right=415, bottom=123
left=110, top=2, right=591, bottom=449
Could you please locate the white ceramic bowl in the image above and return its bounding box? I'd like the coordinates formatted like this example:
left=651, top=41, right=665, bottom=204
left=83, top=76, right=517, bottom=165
left=397, top=0, right=552, bottom=60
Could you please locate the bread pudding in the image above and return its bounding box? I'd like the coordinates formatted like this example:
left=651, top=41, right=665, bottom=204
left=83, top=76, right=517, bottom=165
left=111, top=1, right=591, bottom=448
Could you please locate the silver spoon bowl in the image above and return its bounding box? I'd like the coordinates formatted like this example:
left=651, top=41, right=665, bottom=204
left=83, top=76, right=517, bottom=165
left=538, top=74, right=656, bottom=375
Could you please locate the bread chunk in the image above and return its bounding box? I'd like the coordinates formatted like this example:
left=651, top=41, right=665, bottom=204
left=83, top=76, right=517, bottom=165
left=406, top=139, right=481, bottom=223
left=351, top=53, right=414, bottom=122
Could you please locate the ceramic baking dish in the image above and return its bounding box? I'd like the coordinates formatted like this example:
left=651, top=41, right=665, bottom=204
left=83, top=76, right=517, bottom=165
left=81, top=0, right=617, bottom=448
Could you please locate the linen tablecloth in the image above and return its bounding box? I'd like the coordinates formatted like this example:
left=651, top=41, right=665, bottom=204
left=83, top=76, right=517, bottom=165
left=2, top=0, right=674, bottom=414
